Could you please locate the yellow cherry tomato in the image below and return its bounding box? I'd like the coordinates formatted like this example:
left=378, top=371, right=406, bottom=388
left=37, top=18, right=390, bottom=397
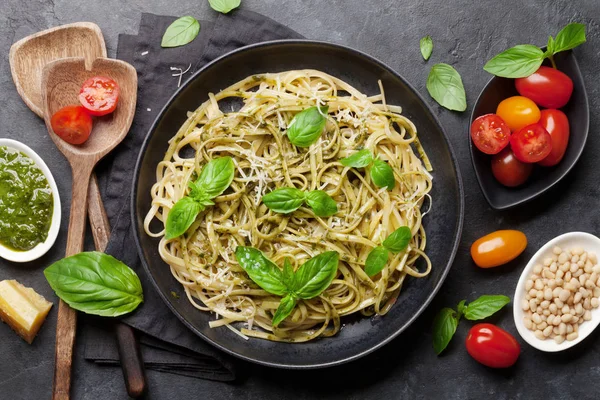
left=496, top=96, right=541, bottom=132
left=471, top=230, right=527, bottom=268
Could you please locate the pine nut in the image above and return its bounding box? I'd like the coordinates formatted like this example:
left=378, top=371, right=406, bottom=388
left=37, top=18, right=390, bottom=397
left=558, top=253, right=569, bottom=264
left=550, top=263, right=558, bottom=273
left=584, top=310, right=592, bottom=321
left=543, top=326, right=553, bottom=337
left=526, top=279, right=534, bottom=291
left=535, top=279, right=544, bottom=290
left=555, top=335, right=565, bottom=344
left=556, top=269, right=565, bottom=279
left=549, top=304, right=558, bottom=314
left=534, top=264, right=543, bottom=275
left=567, top=332, right=579, bottom=341
left=535, top=330, right=545, bottom=340
left=544, top=288, right=553, bottom=300
left=538, top=321, right=548, bottom=330
left=592, top=298, right=599, bottom=308
left=524, top=318, right=533, bottom=329
left=574, top=292, right=583, bottom=304
left=559, top=323, right=567, bottom=335
left=572, top=255, right=580, bottom=263
left=589, top=252, right=598, bottom=264
left=522, top=299, right=530, bottom=311
left=561, top=314, right=573, bottom=323
left=554, top=298, right=564, bottom=308
left=559, top=289, right=571, bottom=302
left=553, top=246, right=562, bottom=255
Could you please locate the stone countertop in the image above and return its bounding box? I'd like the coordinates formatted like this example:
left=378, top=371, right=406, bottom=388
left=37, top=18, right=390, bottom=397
left=1, top=0, right=599, bottom=399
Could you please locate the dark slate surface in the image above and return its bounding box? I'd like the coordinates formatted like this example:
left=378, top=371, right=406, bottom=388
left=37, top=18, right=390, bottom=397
left=1, top=0, right=599, bottom=398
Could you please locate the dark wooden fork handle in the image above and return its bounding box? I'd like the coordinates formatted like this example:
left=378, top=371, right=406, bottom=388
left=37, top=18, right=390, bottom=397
left=88, top=174, right=147, bottom=398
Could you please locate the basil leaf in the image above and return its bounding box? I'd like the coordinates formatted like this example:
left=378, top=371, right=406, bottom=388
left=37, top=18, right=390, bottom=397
left=208, top=0, right=241, bottom=14
left=287, top=106, right=329, bottom=148
left=293, top=251, right=339, bottom=299
left=165, top=197, right=202, bottom=240
left=420, top=35, right=433, bottom=61
left=305, top=190, right=338, bottom=217
left=234, top=247, right=288, bottom=296
left=553, top=22, right=586, bottom=53
left=195, top=157, right=235, bottom=199
left=483, top=44, right=544, bottom=78
left=456, top=299, right=467, bottom=319
left=464, top=295, right=510, bottom=321
left=426, top=63, right=467, bottom=111
left=161, top=16, right=200, bottom=48
left=282, top=258, right=295, bottom=289
left=262, top=187, right=306, bottom=214
left=432, top=307, right=459, bottom=355
left=546, top=35, right=555, bottom=55
left=370, top=159, right=396, bottom=190
left=364, top=246, right=389, bottom=277
left=272, top=294, right=297, bottom=327
left=44, top=252, right=143, bottom=317
left=382, top=226, right=411, bottom=253
left=340, top=149, right=373, bottom=168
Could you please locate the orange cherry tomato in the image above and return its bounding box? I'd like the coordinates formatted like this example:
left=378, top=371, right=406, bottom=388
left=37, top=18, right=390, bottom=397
left=471, top=230, right=527, bottom=268
left=496, top=96, right=541, bottom=132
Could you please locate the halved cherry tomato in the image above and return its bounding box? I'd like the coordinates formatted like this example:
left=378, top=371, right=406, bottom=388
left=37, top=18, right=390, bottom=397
left=510, top=123, right=552, bottom=163
left=496, top=96, right=541, bottom=132
left=515, top=66, right=573, bottom=109
left=78, top=76, right=120, bottom=116
left=50, top=105, right=93, bottom=145
left=470, top=114, right=511, bottom=154
left=537, top=109, right=570, bottom=167
left=491, top=147, right=533, bottom=187
left=466, top=323, right=520, bottom=368
left=471, top=230, right=527, bottom=268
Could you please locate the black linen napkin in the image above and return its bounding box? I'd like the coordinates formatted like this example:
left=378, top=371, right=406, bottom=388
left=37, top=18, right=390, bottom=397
left=83, top=10, right=303, bottom=381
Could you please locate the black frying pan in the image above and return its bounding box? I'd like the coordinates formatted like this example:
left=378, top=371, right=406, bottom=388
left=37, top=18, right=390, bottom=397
left=132, top=40, right=464, bottom=368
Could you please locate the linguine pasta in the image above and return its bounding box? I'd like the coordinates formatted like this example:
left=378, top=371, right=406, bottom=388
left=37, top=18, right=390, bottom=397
left=144, top=70, right=433, bottom=342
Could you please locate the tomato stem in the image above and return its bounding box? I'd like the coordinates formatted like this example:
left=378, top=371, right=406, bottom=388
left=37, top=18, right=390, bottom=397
left=549, top=55, right=557, bottom=69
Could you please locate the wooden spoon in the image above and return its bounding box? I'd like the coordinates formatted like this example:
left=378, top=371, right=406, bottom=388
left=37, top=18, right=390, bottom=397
left=10, top=23, right=146, bottom=397
left=42, top=57, right=137, bottom=400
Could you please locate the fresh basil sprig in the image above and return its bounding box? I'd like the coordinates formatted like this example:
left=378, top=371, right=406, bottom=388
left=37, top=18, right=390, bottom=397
left=166, top=157, right=234, bottom=239
left=340, top=150, right=396, bottom=191
left=287, top=106, right=329, bottom=147
left=426, top=63, right=467, bottom=112
left=262, top=187, right=338, bottom=217
left=484, top=22, right=586, bottom=78
left=235, top=247, right=339, bottom=326
left=364, top=226, right=411, bottom=276
left=208, top=0, right=241, bottom=14
left=432, top=295, right=510, bottom=355
left=44, top=252, right=143, bottom=317
left=420, top=35, right=433, bottom=61
left=161, top=16, right=200, bottom=48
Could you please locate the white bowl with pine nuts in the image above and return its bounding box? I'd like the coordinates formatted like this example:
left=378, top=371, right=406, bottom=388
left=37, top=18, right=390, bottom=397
left=514, top=232, right=600, bottom=352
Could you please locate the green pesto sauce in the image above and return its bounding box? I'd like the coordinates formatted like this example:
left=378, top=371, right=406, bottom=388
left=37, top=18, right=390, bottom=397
left=0, top=146, right=53, bottom=251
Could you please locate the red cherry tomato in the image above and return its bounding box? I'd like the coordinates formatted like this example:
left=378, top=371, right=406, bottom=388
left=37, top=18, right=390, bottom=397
left=491, top=147, right=533, bottom=187
left=465, top=323, right=520, bottom=368
left=537, top=109, right=570, bottom=167
left=50, top=105, right=93, bottom=145
left=510, top=123, right=552, bottom=163
left=515, top=66, right=573, bottom=109
left=78, top=76, right=120, bottom=116
left=470, top=114, right=511, bottom=155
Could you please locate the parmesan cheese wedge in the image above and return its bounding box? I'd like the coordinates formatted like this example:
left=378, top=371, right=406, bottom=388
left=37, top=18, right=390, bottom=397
left=0, top=280, right=52, bottom=343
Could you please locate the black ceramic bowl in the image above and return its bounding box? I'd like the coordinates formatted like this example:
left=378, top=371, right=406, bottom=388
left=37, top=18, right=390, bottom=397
left=470, top=50, right=589, bottom=210
left=132, top=40, right=464, bottom=368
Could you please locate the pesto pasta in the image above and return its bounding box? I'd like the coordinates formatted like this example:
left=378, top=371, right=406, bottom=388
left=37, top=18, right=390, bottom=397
left=144, top=70, right=433, bottom=342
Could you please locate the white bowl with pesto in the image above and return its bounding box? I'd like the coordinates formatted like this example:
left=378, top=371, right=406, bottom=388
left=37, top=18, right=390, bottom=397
left=0, top=139, right=61, bottom=262
left=514, top=232, right=600, bottom=352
